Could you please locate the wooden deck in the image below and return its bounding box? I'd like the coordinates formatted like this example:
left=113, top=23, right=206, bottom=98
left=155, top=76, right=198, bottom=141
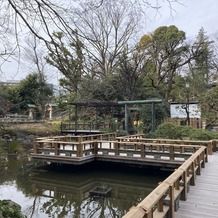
left=175, top=152, right=218, bottom=218
left=31, top=133, right=218, bottom=218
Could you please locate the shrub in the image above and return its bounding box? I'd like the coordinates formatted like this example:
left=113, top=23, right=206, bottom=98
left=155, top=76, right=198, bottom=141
left=0, top=200, right=26, bottom=218
left=8, top=139, right=19, bottom=154
left=145, top=123, right=218, bottom=140
left=156, top=123, right=182, bottom=139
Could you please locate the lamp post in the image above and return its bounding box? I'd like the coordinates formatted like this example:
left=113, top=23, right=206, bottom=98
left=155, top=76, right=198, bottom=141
left=186, top=83, right=190, bottom=126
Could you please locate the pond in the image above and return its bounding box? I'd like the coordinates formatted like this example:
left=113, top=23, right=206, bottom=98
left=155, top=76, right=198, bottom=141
left=0, top=147, right=169, bottom=218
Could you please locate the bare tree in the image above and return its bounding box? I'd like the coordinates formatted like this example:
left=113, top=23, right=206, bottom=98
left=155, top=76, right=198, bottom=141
left=0, top=0, right=183, bottom=81
left=71, top=0, right=139, bottom=78
left=23, top=36, right=48, bottom=74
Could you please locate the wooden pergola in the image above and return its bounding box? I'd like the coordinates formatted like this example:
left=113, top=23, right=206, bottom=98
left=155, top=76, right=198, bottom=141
left=118, top=99, right=162, bottom=133
left=67, top=100, right=162, bottom=134
left=68, top=101, right=123, bottom=132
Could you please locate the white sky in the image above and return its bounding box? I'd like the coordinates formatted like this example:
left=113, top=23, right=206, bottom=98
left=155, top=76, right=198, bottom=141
left=1, top=0, right=218, bottom=84
left=145, top=0, right=218, bottom=38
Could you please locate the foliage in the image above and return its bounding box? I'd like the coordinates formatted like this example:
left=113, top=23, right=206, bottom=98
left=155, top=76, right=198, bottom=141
left=140, top=103, right=168, bottom=133
left=45, top=32, right=84, bottom=94
left=0, top=200, right=26, bottom=218
left=6, top=73, right=53, bottom=118
left=7, top=139, right=25, bottom=154
left=188, top=27, right=215, bottom=98
left=137, top=25, right=190, bottom=102
left=145, top=123, right=218, bottom=140
left=155, top=123, right=183, bottom=139
left=199, top=86, right=218, bottom=127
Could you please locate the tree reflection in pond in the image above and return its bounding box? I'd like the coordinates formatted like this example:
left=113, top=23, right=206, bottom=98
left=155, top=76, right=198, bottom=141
left=0, top=153, right=169, bottom=218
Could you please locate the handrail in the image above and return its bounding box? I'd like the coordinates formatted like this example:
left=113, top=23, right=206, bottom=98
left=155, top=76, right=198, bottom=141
left=117, top=135, right=216, bottom=155
left=31, top=133, right=208, bottom=218
left=33, top=139, right=204, bottom=161
left=123, top=146, right=207, bottom=218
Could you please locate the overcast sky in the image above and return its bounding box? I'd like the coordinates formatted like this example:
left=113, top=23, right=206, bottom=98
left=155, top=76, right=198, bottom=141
left=1, top=0, right=218, bottom=83
left=145, top=0, right=218, bottom=38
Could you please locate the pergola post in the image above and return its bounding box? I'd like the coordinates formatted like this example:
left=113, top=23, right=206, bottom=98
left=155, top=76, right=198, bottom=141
left=151, top=103, right=155, bottom=132
left=125, top=104, right=129, bottom=134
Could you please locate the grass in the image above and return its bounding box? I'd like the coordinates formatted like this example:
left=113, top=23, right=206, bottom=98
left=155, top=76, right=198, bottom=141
left=3, top=121, right=61, bottom=136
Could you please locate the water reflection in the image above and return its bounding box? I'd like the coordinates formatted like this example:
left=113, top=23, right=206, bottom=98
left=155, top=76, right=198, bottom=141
left=0, top=149, right=169, bottom=218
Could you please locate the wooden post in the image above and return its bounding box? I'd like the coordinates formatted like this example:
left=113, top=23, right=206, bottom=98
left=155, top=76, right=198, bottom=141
left=33, top=142, right=37, bottom=154
left=201, top=152, right=205, bottom=168
left=181, top=170, right=188, bottom=200
left=141, top=144, right=145, bottom=158
left=190, top=161, right=196, bottom=186
left=114, top=142, right=119, bottom=156
left=196, top=155, right=201, bottom=175
left=54, top=143, right=58, bottom=155
left=158, top=197, right=164, bottom=212
left=205, top=147, right=208, bottom=163
left=207, top=141, right=212, bottom=155
left=169, top=185, right=175, bottom=218
left=169, top=146, right=174, bottom=160
left=93, top=141, right=98, bottom=155
left=77, top=136, right=83, bottom=157
left=211, top=139, right=217, bottom=152
left=175, top=179, right=180, bottom=190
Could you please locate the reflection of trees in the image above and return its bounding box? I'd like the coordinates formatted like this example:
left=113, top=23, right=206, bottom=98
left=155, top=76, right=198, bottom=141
left=29, top=170, right=162, bottom=217
left=0, top=147, right=36, bottom=185
left=0, top=156, right=169, bottom=217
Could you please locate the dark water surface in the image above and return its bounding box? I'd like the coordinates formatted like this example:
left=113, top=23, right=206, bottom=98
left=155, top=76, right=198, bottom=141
left=0, top=150, right=169, bottom=218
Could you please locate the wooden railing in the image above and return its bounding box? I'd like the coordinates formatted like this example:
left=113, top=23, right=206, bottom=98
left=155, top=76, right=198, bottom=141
left=123, top=146, right=207, bottom=218
left=33, top=135, right=205, bottom=163
left=31, top=133, right=209, bottom=218
left=33, top=133, right=117, bottom=158
left=117, top=134, right=217, bottom=155
left=60, top=122, right=118, bottom=132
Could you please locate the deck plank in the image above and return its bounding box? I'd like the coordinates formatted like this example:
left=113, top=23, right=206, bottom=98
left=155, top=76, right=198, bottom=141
left=175, top=152, right=218, bottom=218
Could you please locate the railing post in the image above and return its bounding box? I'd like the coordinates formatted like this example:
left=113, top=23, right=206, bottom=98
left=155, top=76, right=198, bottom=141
left=190, top=161, right=196, bottom=186
left=54, top=143, right=59, bottom=155
left=169, top=185, right=175, bottom=218
left=169, top=146, right=174, bottom=160
left=205, top=147, right=208, bottom=163
left=157, top=196, right=164, bottom=212
left=181, top=170, right=188, bottom=200
left=201, top=151, right=205, bottom=168
left=77, top=136, right=83, bottom=157
left=114, top=142, right=119, bottom=156
left=207, top=141, right=212, bottom=155
left=211, top=140, right=217, bottom=152
left=196, top=155, right=201, bottom=175
left=141, top=144, right=145, bottom=158
left=33, top=142, right=37, bottom=154
left=93, top=141, right=98, bottom=155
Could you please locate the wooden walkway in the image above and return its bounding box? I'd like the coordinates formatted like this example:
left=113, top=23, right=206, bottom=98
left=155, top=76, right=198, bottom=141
left=175, top=152, right=218, bottom=218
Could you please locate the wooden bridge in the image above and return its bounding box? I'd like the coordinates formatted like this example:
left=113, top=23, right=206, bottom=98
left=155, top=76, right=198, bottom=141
left=31, top=133, right=218, bottom=218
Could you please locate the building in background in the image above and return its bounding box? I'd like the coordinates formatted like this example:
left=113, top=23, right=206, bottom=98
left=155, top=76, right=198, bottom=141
left=167, top=102, right=202, bottom=128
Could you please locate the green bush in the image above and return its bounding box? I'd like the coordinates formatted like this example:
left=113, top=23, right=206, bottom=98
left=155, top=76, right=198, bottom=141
left=8, top=139, right=20, bottom=154
left=145, top=123, right=218, bottom=140
left=156, top=123, right=182, bottom=139
left=0, top=200, right=26, bottom=218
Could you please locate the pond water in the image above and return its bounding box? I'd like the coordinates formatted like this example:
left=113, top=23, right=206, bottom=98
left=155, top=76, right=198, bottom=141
left=0, top=148, right=169, bottom=218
